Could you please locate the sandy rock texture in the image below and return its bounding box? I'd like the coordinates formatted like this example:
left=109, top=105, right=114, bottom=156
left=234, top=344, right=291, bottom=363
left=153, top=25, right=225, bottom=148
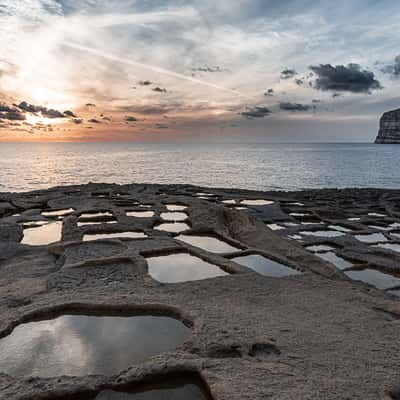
left=0, top=183, right=400, bottom=399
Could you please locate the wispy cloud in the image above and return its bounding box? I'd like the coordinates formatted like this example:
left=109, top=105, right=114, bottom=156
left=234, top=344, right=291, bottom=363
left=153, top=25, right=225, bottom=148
left=1, top=0, right=400, bottom=141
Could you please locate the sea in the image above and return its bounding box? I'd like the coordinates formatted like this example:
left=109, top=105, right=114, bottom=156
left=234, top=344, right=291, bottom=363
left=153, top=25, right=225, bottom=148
left=1, top=142, right=399, bottom=193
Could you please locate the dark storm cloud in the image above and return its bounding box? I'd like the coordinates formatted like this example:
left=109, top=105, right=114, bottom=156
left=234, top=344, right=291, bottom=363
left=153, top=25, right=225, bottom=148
left=0, top=110, right=26, bottom=121
left=264, top=88, right=274, bottom=96
left=280, top=68, right=297, bottom=80
left=42, top=108, right=65, bottom=118
left=16, top=101, right=40, bottom=113
left=279, top=102, right=312, bottom=111
left=0, top=103, right=16, bottom=112
left=241, top=106, right=272, bottom=119
left=125, top=116, right=138, bottom=122
left=381, top=55, right=400, bottom=78
left=152, top=87, right=167, bottom=93
left=63, top=110, right=77, bottom=117
left=309, top=63, right=382, bottom=93
left=16, top=101, right=74, bottom=118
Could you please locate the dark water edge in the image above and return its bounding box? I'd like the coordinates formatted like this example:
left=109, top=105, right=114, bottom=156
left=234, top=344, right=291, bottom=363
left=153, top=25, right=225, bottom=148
left=1, top=142, right=399, bottom=192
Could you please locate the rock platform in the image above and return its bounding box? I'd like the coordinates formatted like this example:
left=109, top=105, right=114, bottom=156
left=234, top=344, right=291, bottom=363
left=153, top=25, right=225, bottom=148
left=1, top=183, right=400, bottom=399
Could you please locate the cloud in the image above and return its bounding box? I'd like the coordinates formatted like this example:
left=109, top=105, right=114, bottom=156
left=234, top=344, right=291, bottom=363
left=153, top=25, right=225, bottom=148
left=0, top=103, right=17, bottom=112
left=279, top=102, right=312, bottom=112
left=381, top=55, right=400, bottom=78
left=118, top=103, right=180, bottom=115
left=64, top=110, right=77, bottom=117
left=85, top=103, right=96, bottom=107
left=88, top=118, right=101, bottom=123
left=16, top=101, right=40, bottom=113
left=309, top=63, right=382, bottom=93
left=0, top=110, right=26, bottom=121
left=155, top=123, right=169, bottom=129
left=125, top=116, right=138, bottom=122
left=138, top=80, right=152, bottom=86
left=280, top=68, right=297, bottom=80
left=191, top=66, right=228, bottom=73
left=241, top=106, right=271, bottom=119
left=42, top=108, right=65, bottom=118
left=152, top=87, right=167, bottom=93
left=264, top=88, right=274, bottom=96
left=16, top=101, right=73, bottom=118
left=72, top=118, right=83, bottom=124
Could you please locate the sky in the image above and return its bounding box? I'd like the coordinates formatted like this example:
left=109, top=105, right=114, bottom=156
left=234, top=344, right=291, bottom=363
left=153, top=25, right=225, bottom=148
left=0, top=0, right=399, bottom=142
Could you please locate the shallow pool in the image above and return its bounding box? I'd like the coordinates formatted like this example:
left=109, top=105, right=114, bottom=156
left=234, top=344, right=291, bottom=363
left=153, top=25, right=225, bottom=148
left=0, top=314, right=190, bottom=377
left=146, top=252, right=228, bottom=283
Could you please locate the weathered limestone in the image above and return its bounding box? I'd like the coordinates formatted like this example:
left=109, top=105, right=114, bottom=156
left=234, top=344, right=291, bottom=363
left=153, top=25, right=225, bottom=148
left=375, top=108, right=400, bottom=144
left=0, top=183, right=400, bottom=400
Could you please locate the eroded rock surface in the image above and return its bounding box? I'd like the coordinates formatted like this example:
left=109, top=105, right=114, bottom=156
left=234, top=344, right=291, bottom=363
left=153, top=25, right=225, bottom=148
left=0, top=183, right=400, bottom=399
left=375, top=108, right=400, bottom=144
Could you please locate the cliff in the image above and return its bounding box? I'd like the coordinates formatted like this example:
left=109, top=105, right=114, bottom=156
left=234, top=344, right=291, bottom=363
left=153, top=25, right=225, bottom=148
left=375, top=108, right=400, bottom=143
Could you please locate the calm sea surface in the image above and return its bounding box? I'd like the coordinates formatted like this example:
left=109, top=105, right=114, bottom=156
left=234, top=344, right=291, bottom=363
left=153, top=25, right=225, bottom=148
left=1, top=142, right=399, bottom=192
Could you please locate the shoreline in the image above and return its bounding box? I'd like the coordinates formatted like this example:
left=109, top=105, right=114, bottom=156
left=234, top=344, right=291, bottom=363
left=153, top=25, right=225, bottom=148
left=1, top=183, right=400, bottom=399
left=3, top=181, right=400, bottom=196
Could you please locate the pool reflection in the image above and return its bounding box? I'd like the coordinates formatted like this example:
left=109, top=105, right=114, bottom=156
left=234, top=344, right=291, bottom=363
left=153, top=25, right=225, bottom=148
left=176, top=235, right=240, bottom=253
left=232, top=254, right=302, bottom=277
left=0, top=314, right=190, bottom=377
left=146, top=252, right=228, bottom=283
left=21, top=221, right=62, bottom=245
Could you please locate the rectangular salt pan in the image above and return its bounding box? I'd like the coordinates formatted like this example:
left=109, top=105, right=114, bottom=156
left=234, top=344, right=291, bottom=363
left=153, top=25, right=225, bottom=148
left=154, top=222, right=190, bottom=233
left=176, top=235, right=240, bottom=253
left=41, top=208, right=74, bottom=217
left=345, top=268, right=400, bottom=289
left=317, top=252, right=353, bottom=270
left=306, top=245, right=335, bottom=252
left=267, top=224, right=284, bottom=231
left=329, top=225, right=352, bottom=233
left=166, top=204, right=187, bottom=211
left=0, top=314, right=189, bottom=377
left=78, top=221, right=117, bottom=227
left=83, top=232, right=147, bottom=241
left=80, top=212, right=113, bottom=218
left=160, top=212, right=187, bottom=221
left=374, top=243, right=400, bottom=253
left=240, top=199, right=274, bottom=206
left=126, top=211, right=154, bottom=218
left=146, top=253, right=228, bottom=283
left=355, top=233, right=387, bottom=243
left=232, top=254, right=302, bottom=277
left=21, top=221, right=62, bottom=245
left=300, top=230, right=345, bottom=238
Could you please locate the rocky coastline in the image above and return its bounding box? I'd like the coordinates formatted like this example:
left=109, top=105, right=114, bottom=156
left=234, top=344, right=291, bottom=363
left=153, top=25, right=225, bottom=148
left=375, top=108, right=400, bottom=144
left=1, top=183, right=400, bottom=399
